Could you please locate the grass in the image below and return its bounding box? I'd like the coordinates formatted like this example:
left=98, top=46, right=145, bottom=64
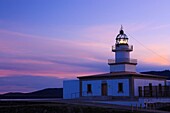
left=158, top=105, right=170, bottom=112
left=0, top=101, right=168, bottom=113
left=0, top=101, right=132, bottom=113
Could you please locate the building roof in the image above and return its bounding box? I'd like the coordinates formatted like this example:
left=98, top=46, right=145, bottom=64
left=77, top=72, right=168, bottom=80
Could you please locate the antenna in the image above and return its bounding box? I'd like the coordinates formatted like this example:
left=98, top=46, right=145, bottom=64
left=120, top=25, right=123, bottom=30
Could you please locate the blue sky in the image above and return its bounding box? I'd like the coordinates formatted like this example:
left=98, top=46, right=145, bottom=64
left=0, top=0, right=170, bottom=93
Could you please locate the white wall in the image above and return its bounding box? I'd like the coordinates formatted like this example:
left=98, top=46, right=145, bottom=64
left=125, top=64, right=136, bottom=72
left=82, top=80, right=101, bottom=96
left=110, top=64, right=136, bottom=72
left=116, top=51, right=129, bottom=59
left=134, top=79, right=165, bottom=96
left=110, top=64, right=124, bottom=72
left=63, top=80, right=79, bottom=99
left=108, top=79, right=129, bottom=96
left=167, top=80, right=170, bottom=86
left=115, top=45, right=131, bottom=60
left=82, top=79, right=129, bottom=96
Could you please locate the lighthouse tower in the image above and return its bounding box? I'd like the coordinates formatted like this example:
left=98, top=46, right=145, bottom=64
left=108, top=26, right=137, bottom=72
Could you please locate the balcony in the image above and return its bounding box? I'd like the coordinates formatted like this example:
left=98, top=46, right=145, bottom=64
left=108, top=58, right=137, bottom=64
left=112, top=45, right=133, bottom=52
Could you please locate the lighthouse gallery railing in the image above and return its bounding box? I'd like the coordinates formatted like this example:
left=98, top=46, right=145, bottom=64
left=108, top=58, right=137, bottom=64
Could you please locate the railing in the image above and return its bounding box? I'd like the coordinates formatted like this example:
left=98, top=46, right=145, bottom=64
left=108, top=59, right=115, bottom=64
left=112, top=45, right=133, bottom=51
left=108, top=58, right=137, bottom=64
left=138, top=86, right=170, bottom=97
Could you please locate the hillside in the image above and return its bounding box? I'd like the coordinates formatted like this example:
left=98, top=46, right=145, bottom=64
left=141, top=70, right=170, bottom=79
left=0, top=88, right=63, bottom=99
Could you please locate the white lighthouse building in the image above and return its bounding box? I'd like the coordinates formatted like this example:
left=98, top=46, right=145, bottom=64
left=108, top=26, right=137, bottom=73
left=63, top=27, right=169, bottom=106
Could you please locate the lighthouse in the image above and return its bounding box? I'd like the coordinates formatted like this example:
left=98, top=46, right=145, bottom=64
left=108, top=26, right=137, bottom=72
left=63, top=26, right=168, bottom=106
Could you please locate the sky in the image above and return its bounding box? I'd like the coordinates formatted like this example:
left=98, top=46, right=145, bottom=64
left=0, top=0, right=170, bottom=93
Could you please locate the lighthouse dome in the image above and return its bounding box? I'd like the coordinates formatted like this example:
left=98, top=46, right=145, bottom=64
left=116, top=28, right=128, bottom=45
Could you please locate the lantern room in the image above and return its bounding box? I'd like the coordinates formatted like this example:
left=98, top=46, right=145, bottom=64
left=116, top=27, right=128, bottom=45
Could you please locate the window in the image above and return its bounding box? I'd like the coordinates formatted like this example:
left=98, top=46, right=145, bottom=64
left=87, top=84, right=92, bottom=93
left=119, top=38, right=128, bottom=44
left=118, top=83, right=123, bottom=93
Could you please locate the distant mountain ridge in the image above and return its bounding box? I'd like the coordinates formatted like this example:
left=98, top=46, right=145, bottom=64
left=141, top=70, right=170, bottom=79
left=0, top=88, right=63, bottom=99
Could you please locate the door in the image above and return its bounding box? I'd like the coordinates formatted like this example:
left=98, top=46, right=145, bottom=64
left=101, top=83, right=108, bottom=96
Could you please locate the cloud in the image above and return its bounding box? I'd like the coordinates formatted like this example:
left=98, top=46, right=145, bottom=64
left=0, top=28, right=111, bottom=78
left=0, top=23, right=169, bottom=79
left=0, top=75, right=65, bottom=94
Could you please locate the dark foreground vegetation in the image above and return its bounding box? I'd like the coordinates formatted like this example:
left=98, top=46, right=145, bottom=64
left=0, top=101, right=169, bottom=113
left=158, top=106, right=170, bottom=112
left=0, top=101, right=128, bottom=113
